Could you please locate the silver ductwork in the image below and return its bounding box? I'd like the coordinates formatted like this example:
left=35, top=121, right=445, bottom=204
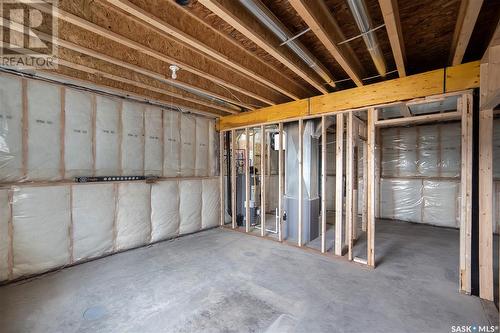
left=347, top=0, right=387, bottom=77
left=239, top=0, right=336, bottom=88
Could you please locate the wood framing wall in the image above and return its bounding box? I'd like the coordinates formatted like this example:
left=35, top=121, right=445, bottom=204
left=219, top=90, right=474, bottom=292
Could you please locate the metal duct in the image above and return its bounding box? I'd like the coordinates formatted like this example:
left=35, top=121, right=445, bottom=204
left=239, top=0, right=336, bottom=88
left=347, top=0, right=387, bottom=77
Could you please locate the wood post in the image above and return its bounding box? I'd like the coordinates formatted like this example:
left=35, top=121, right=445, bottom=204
left=298, top=119, right=303, bottom=246
left=459, top=93, right=473, bottom=294
left=321, top=116, right=327, bottom=253
left=479, top=108, right=493, bottom=300
left=245, top=127, right=250, bottom=233
left=335, top=113, right=344, bottom=256
left=260, top=125, right=266, bottom=236
left=362, top=140, right=368, bottom=232
left=231, top=129, right=236, bottom=229
left=346, top=112, right=354, bottom=260
left=367, top=107, right=377, bottom=267
left=219, top=131, right=225, bottom=226
left=278, top=122, right=284, bottom=242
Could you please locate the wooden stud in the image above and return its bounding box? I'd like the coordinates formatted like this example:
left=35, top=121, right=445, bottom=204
left=118, top=100, right=123, bottom=176
left=346, top=112, right=354, bottom=260
left=459, top=93, right=473, bottom=293
left=367, top=108, right=377, bottom=267
left=220, top=131, right=225, bottom=226
left=69, top=185, right=74, bottom=264
left=335, top=113, right=344, bottom=256
left=362, top=140, right=368, bottom=232
left=245, top=127, right=250, bottom=233
left=231, top=129, right=236, bottom=229
left=321, top=116, right=327, bottom=253
left=260, top=125, right=266, bottom=237
left=7, top=190, right=14, bottom=280
left=298, top=119, right=304, bottom=246
left=479, top=108, right=494, bottom=300
left=278, top=122, right=284, bottom=242
left=352, top=121, right=359, bottom=241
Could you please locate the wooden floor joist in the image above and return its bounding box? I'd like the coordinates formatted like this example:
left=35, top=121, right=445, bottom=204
left=103, top=0, right=310, bottom=100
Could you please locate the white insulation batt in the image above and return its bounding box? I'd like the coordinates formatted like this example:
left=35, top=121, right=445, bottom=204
left=95, top=96, right=120, bottom=176
left=378, top=122, right=461, bottom=228
left=202, top=178, right=220, bottom=229
left=0, top=190, right=9, bottom=281
left=115, top=183, right=152, bottom=251
left=121, top=102, right=144, bottom=176
left=27, top=81, right=61, bottom=181
left=144, top=106, right=163, bottom=176
left=195, top=118, right=209, bottom=177
left=12, top=186, right=70, bottom=278
left=163, top=111, right=180, bottom=177
left=0, top=75, right=23, bottom=182
left=179, top=180, right=202, bottom=234
left=180, top=114, right=196, bottom=177
left=151, top=180, right=179, bottom=242
left=71, top=184, right=115, bottom=262
left=64, top=89, right=93, bottom=178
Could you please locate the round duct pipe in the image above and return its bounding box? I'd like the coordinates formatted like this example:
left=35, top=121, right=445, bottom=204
left=176, top=0, right=191, bottom=6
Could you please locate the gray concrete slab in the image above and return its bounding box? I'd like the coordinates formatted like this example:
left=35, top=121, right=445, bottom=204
left=0, top=219, right=497, bottom=333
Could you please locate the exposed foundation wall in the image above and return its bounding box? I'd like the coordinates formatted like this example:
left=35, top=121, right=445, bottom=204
left=0, top=73, right=220, bottom=283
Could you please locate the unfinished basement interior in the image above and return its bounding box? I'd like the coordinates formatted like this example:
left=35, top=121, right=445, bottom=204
left=0, top=0, right=500, bottom=332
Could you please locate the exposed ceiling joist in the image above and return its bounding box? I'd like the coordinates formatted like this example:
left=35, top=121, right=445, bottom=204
left=450, top=0, right=484, bottom=66
left=198, top=0, right=330, bottom=94
left=378, top=0, right=406, bottom=77
left=288, top=0, right=364, bottom=87
left=104, top=0, right=309, bottom=100
left=31, top=2, right=267, bottom=109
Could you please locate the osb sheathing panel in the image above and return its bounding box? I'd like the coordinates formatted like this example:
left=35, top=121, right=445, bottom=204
left=399, top=0, right=460, bottom=74
left=186, top=1, right=317, bottom=94
left=55, top=65, right=226, bottom=116
left=102, top=0, right=312, bottom=99
left=57, top=0, right=284, bottom=108
left=57, top=47, right=230, bottom=114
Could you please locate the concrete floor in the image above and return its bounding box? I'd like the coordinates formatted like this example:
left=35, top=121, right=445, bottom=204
left=0, top=219, right=497, bottom=333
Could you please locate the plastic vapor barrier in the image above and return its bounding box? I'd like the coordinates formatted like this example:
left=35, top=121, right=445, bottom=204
left=64, top=89, right=93, bottom=178
left=0, top=73, right=220, bottom=283
left=151, top=180, right=180, bottom=242
left=12, top=186, right=71, bottom=278
left=0, top=75, right=23, bottom=182
left=116, top=183, right=152, bottom=251
left=0, top=190, right=8, bottom=281
left=180, top=114, right=196, bottom=177
left=195, top=117, right=209, bottom=177
left=179, top=180, right=202, bottom=234
left=144, top=106, right=163, bottom=176
left=202, top=178, right=220, bottom=229
left=121, top=102, right=144, bottom=176
left=27, top=81, right=61, bottom=181
left=72, top=184, right=115, bottom=262
left=163, top=110, right=180, bottom=177
left=379, top=122, right=461, bottom=228
left=95, top=96, right=120, bottom=176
